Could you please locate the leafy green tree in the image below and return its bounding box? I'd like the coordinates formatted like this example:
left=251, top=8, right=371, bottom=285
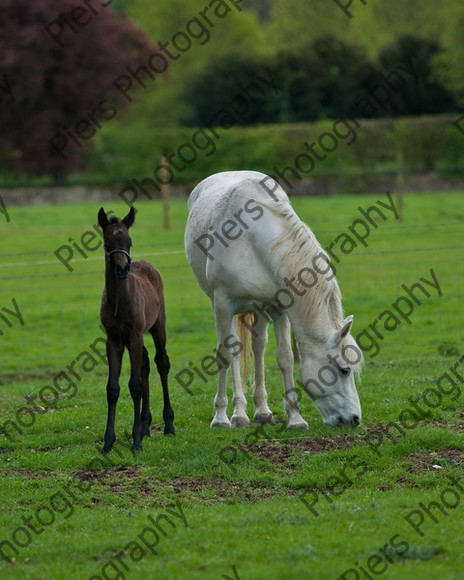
left=120, top=0, right=265, bottom=128
left=182, top=54, right=281, bottom=126
left=349, top=0, right=449, bottom=58
left=378, top=36, right=458, bottom=116
left=86, top=0, right=268, bottom=178
left=264, top=0, right=353, bottom=53
left=431, top=2, right=464, bottom=107
left=277, top=36, right=379, bottom=122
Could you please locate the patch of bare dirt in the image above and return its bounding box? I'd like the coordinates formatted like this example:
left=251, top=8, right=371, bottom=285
left=424, top=419, right=464, bottom=432
left=76, top=465, right=141, bottom=486
left=168, top=476, right=291, bottom=501
left=0, top=469, right=49, bottom=478
left=450, top=414, right=464, bottom=432
left=406, top=449, right=464, bottom=474
left=74, top=466, right=297, bottom=502
left=251, top=434, right=358, bottom=468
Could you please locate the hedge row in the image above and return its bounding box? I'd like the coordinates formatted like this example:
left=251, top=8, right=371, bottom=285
left=2, top=114, right=463, bottom=191
left=81, top=114, right=463, bottom=187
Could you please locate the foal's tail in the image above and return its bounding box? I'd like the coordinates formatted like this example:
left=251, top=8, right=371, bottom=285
left=234, top=313, right=254, bottom=392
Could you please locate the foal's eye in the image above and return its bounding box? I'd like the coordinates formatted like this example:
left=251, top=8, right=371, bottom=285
left=340, top=367, right=351, bottom=376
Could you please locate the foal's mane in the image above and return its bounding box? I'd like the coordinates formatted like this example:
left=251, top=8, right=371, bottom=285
left=265, top=199, right=344, bottom=328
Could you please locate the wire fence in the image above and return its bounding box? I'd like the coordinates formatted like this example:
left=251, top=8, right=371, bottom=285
left=1, top=221, right=462, bottom=374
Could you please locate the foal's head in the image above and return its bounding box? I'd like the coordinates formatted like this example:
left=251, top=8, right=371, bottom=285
left=98, top=207, right=135, bottom=280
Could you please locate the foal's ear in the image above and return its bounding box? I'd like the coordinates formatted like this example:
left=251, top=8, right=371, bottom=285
left=122, top=206, right=135, bottom=229
left=98, top=207, right=110, bottom=229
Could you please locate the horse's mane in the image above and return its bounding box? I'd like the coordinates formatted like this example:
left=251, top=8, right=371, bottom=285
left=265, top=200, right=344, bottom=329
left=109, top=216, right=120, bottom=224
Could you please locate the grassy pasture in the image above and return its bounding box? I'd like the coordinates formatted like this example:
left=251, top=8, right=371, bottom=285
left=0, top=190, right=463, bottom=580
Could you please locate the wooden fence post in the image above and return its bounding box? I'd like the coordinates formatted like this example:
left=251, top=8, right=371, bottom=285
left=396, top=149, right=404, bottom=222
left=160, top=154, right=171, bottom=230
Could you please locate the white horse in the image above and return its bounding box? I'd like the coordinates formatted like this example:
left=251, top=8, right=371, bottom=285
left=184, top=170, right=362, bottom=429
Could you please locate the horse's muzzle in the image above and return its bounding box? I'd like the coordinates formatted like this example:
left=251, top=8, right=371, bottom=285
left=115, top=263, right=131, bottom=279
left=325, top=414, right=361, bottom=427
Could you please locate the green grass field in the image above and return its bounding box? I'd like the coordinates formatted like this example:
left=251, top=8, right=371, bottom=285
left=0, top=190, right=463, bottom=580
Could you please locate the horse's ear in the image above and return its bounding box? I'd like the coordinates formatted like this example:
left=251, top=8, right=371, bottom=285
left=98, top=207, right=109, bottom=229
left=122, top=206, right=135, bottom=229
left=333, top=315, right=354, bottom=345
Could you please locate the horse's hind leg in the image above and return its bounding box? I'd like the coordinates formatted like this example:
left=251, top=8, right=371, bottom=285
left=251, top=315, right=275, bottom=425
left=141, top=345, right=152, bottom=438
left=150, top=321, right=175, bottom=436
left=212, top=293, right=248, bottom=428
left=229, top=352, right=249, bottom=428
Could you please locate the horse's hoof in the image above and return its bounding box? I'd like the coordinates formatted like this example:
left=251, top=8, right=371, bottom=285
left=210, top=419, right=231, bottom=428
left=287, top=419, right=309, bottom=430
left=164, top=428, right=176, bottom=436
left=254, top=412, right=276, bottom=425
left=231, top=415, right=250, bottom=428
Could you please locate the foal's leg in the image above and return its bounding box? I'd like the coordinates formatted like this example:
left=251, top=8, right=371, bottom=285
left=150, top=320, right=175, bottom=436
left=103, top=335, right=124, bottom=453
left=127, top=332, right=145, bottom=451
left=251, top=315, right=275, bottom=425
left=141, top=345, right=152, bottom=438
left=274, top=314, right=308, bottom=430
left=211, top=293, right=248, bottom=428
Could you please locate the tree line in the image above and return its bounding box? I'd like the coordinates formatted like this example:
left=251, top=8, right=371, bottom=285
left=182, top=35, right=458, bottom=127
left=0, top=0, right=462, bottom=180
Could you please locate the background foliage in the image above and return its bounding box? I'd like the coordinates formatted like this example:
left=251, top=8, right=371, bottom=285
left=0, top=0, right=155, bottom=179
left=0, top=0, right=463, bottom=181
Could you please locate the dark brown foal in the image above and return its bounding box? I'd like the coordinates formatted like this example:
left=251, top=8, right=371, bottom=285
left=98, top=206, right=174, bottom=452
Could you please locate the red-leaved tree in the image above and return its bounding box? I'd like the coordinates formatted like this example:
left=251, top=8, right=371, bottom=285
left=0, top=0, right=156, bottom=179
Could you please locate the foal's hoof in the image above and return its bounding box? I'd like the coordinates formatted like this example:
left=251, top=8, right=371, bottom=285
left=254, top=412, right=276, bottom=425
left=231, top=415, right=250, bottom=428
left=102, top=440, right=115, bottom=454
left=164, top=427, right=176, bottom=436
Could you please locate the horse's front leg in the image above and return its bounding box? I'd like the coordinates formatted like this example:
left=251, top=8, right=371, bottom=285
left=103, top=335, right=124, bottom=453
left=274, top=314, right=308, bottom=430
left=127, top=332, right=144, bottom=451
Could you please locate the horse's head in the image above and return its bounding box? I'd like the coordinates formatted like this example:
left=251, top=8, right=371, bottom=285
left=299, top=316, right=362, bottom=427
left=98, top=207, right=135, bottom=280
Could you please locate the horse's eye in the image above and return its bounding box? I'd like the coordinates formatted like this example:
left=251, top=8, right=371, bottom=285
left=340, top=367, right=351, bottom=376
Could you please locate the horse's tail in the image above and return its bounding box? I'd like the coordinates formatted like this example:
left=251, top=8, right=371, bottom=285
left=292, top=329, right=300, bottom=364
left=234, top=314, right=298, bottom=389
left=234, top=313, right=254, bottom=392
